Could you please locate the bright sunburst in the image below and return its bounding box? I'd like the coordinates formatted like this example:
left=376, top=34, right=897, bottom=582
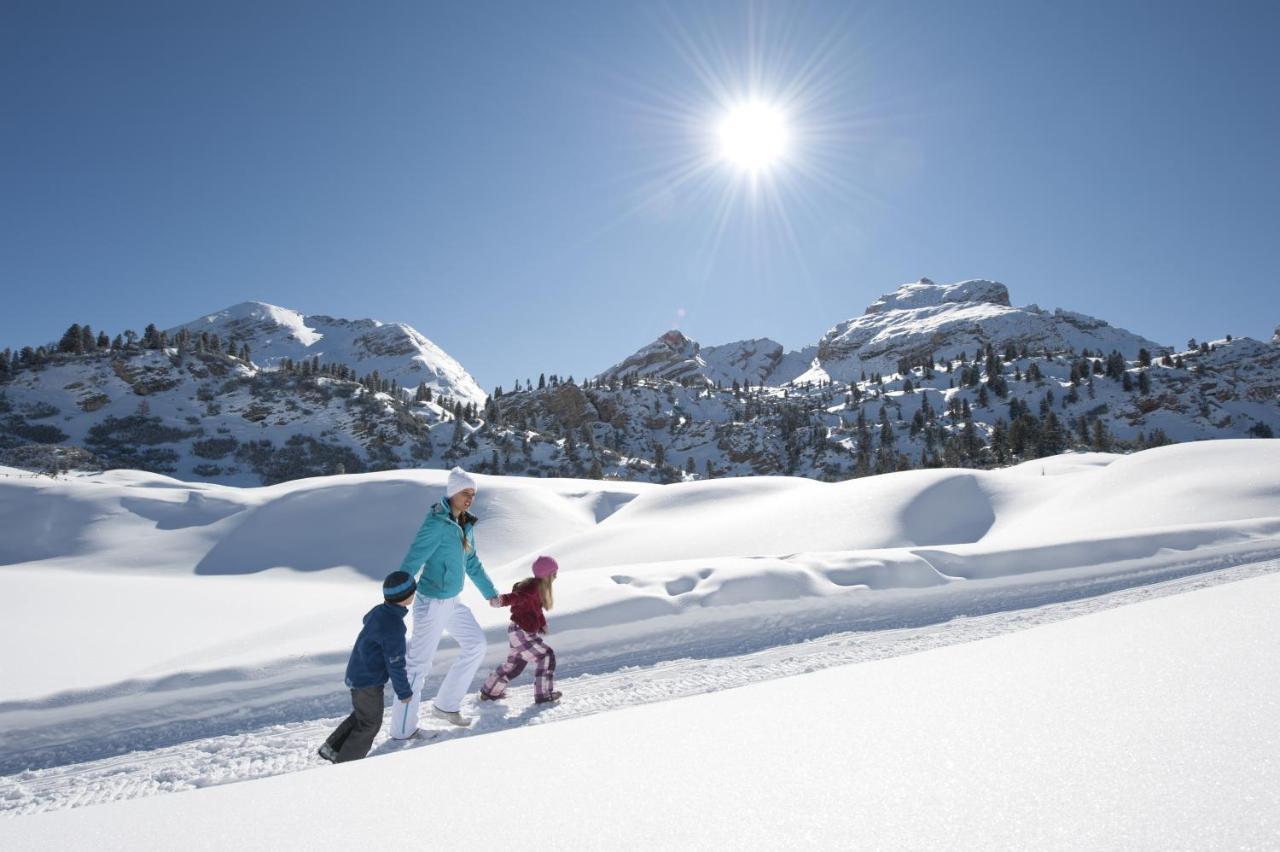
left=717, top=100, right=790, bottom=173
left=597, top=4, right=887, bottom=286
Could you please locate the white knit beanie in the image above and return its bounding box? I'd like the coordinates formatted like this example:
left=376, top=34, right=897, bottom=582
left=445, top=466, right=478, bottom=498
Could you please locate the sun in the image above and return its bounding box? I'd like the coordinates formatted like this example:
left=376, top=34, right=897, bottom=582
left=717, top=100, right=790, bottom=173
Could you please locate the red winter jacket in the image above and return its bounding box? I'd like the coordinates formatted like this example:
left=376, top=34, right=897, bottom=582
left=499, top=578, right=547, bottom=634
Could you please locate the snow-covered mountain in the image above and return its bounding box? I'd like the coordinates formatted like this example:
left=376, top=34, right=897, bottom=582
left=0, top=302, right=493, bottom=484
left=168, top=301, right=487, bottom=408
left=1, top=285, right=1276, bottom=486
left=595, top=330, right=791, bottom=387
left=804, top=277, right=1164, bottom=383
left=598, top=278, right=1165, bottom=387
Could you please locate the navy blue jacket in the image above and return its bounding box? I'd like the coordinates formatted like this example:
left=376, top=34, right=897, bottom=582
left=344, top=602, right=413, bottom=700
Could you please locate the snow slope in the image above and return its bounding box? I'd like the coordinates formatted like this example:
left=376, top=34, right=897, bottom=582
left=1, top=440, right=1279, bottom=843
left=0, top=469, right=649, bottom=699
left=2, top=440, right=1278, bottom=705
left=4, top=562, right=1278, bottom=850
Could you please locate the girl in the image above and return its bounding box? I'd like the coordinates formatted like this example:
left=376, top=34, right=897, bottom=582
left=480, top=555, right=561, bottom=705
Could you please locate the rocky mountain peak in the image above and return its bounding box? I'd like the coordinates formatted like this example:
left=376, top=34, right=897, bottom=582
left=863, top=279, right=1012, bottom=316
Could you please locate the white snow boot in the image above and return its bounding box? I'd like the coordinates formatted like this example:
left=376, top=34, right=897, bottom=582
left=431, top=705, right=473, bottom=727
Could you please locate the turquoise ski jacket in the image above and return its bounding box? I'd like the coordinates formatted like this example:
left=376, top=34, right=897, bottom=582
left=399, top=497, right=498, bottom=601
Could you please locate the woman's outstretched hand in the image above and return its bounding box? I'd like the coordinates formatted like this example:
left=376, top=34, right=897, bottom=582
left=488, top=596, right=501, bottom=608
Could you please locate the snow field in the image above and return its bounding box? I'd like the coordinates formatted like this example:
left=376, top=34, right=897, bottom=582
left=3, top=561, right=1279, bottom=849
left=1, top=556, right=1275, bottom=823
left=1, top=438, right=1279, bottom=844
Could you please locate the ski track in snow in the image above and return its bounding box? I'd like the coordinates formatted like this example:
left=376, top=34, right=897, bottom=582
left=3, top=554, right=1279, bottom=818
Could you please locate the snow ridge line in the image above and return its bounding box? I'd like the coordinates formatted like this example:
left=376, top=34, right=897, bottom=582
left=2, top=554, right=1279, bottom=818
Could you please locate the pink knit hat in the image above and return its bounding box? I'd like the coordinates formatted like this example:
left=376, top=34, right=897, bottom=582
left=532, top=556, right=559, bottom=578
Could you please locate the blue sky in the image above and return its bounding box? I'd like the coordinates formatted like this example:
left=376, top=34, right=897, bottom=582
left=3, top=0, right=1278, bottom=390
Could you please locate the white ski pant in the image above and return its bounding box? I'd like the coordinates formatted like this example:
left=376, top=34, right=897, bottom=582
left=389, top=594, right=487, bottom=739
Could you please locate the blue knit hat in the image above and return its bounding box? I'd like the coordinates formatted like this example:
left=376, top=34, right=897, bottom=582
left=383, top=571, right=416, bottom=603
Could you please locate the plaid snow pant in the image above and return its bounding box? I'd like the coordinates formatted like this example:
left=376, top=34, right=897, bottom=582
left=481, top=624, right=556, bottom=701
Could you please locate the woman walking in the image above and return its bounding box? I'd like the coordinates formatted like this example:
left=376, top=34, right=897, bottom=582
left=389, top=467, right=499, bottom=738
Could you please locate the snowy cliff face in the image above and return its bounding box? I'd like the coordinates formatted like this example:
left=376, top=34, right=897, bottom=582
left=809, top=279, right=1164, bottom=383
left=595, top=330, right=703, bottom=384
left=699, top=338, right=788, bottom=386
left=1273, top=325, right=1280, bottom=345
left=596, top=330, right=787, bottom=387
left=169, top=302, right=487, bottom=408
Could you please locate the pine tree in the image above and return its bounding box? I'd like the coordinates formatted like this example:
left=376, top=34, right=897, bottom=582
left=58, top=324, right=83, bottom=354
left=1090, top=418, right=1110, bottom=452
left=1008, top=412, right=1039, bottom=458
left=990, top=419, right=1009, bottom=465
left=962, top=411, right=983, bottom=463
left=1040, top=411, right=1065, bottom=456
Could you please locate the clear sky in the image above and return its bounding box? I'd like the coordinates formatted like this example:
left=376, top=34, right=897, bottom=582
left=4, top=0, right=1278, bottom=390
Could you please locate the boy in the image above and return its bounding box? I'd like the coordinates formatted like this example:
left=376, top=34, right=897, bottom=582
left=318, top=570, right=418, bottom=763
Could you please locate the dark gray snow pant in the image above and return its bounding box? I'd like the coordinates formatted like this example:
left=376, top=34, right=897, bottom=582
left=325, top=686, right=385, bottom=762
